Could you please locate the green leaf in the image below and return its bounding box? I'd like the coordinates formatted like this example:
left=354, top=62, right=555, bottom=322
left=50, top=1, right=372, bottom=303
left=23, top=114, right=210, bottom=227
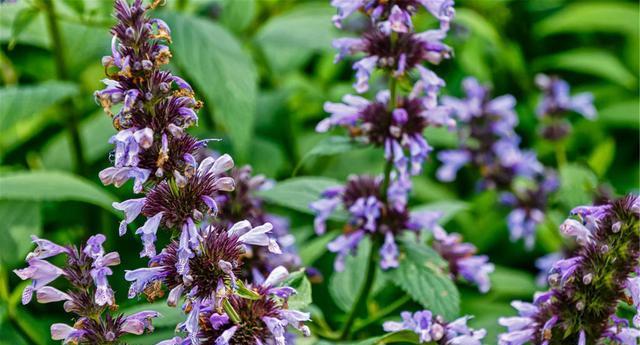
left=587, top=138, right=616, bottom=178
left=250, top=137, right=286, bottom=177
left=295, top=136, right=366, bottom=174
left=284, top=269, right=313, bottom=310
left=535, top=3, right=639, bottom=37
left=411, top=201, right=469, bottom=225
left=255, top=2, right=337, bottom=73
left=41, top=110, right=113, bottom=171
left=164, top=12, right=257, bottom=160
left=597, top=99, right=640, bottom=128
left=0, top=171, right=118, bottom=213
left=61, top=0, right=85, bottom=15
left=490, top=265, right=537, bottom=298
left=9, top=7, right=39, bottom=49
left=385, top=237, right=459, bottom=319
left=534, top=49, right=636, bottom=89
left=0, top=201, right=41, bottom=267
left=256, top=176, right=345, bottom=218
left=0, top=81, right=79, bottom=132
left=349, top=330, right=421, bottom=345
left=329, top=237, right=371, bottom=312
left=555, top=163, right=598, bottom=209
left=216, top=0, right=256, bottom=33
left=300, top=232, right=334, bottom=266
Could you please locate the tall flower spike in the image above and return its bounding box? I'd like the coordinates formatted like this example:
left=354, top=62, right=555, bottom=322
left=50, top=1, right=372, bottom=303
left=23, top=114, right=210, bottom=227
left=498, top=195, right=640, bottom=345
left=14, top=235, right=159, bottom=344
left=323, top=0, right=455, bottom=179
left=438, top=77, right=557, bottom=248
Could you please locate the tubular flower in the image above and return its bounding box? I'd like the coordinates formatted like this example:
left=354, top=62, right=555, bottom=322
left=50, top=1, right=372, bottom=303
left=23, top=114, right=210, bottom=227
left=437, top=77, right=558, bottom=248
left=97, top=0, right=205, bottom=192
left=14, top=235, right=159, bottom=344
left=498, top=195, right=640, bottom=345
left=322, top=0, right=455, bottom=179
left=383, top=310, right=486, bottom=344
left=535, top=74, right=596, bottom=141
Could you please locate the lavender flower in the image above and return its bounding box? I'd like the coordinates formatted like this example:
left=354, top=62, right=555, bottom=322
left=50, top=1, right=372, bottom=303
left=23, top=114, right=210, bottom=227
left=383, top=310, right=486, bottom=344
left=535, top=74, right=596, bottom=141
left=437, top=77, right=558, bottom=248
left=14, top=235, right=159, bottom=344
left=322, top=0, right=455, bottom=178
left=498, top=195, right=640, bottom=345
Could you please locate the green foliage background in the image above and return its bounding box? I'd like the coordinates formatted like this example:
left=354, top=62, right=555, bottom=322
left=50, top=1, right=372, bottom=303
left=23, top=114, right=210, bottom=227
left=0, top=0, right=638, bottom=344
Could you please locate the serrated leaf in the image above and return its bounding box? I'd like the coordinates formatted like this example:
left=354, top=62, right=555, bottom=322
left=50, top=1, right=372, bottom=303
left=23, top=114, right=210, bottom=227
left=385, top=238, right=459, bottom=319
left=587, top=138, right=616, bottom=178
left=0, top=201, right=41, bottom=267
left=164, top=12, right=257, bottom=160
left=597, top=99, right=640, bottom=128
left=329, top=237, right=371, bottom=312
left=284, top=269, right=313, bottom=310
left=256, top=176, right=345, bottom=219
left=0, top=81, right=79, bottom=132
left=556, top=163, right=598, bottom=208
left=255, top=2, right=337, bottom=73
left=0, top=171, right=118, bottom=214
left=411, top=201, right=469, bottom=225
left=535, top=3, right=639, bottom=37
left=534, top=49, right=636, bottom=89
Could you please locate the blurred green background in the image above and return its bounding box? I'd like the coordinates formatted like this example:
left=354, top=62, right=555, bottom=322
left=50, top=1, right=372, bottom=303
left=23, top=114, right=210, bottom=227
left=0, top=0, right=638, bottom=344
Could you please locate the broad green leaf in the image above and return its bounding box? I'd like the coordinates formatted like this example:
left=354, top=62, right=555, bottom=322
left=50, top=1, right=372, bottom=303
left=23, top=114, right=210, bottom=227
left=41, top=110, right=113, bottom=171
left=490, top=265, right=537, bottom=298
left=349, top=330, right=421, bottom=345
left=256, top=176, right=345, bottom=218
left=597, top=99, right=640, bottom=128
left=0, top=201, right=41, bottom=267
left=411, top=201, right=469, bottom=225
left=329, top=237, right=371, bottom=312
left=423, top=127, right=458, bottom=148
left=216, top=0, right=256, bottom=33
left=255, top=2, right=337, bottom=73
left=0, top=171, right=118, bottom=213
left=250, top=136, right=287, bottom=177
left=9, top=7, right=39, bottom=49
left=534, top=49, right=636, bottom=89
left=535, top=3, right=639, bottom=37
left=300, top=232, right=334, bottom=266
left=454, top=8, right=502, bottom=47
left=0, top=81, right=79, bottom=132
left=556, top=163, right=598, bottom=209
left=295, top=136, right=366, bottom=174
left=385, top=238, right=459, bottom=319
left=587, top=138, right=616, bottom=178
left=283, top=269, right=313, bottom=310
left=0, top=2, right=49, bottom=48
left=164, top=12, right=257, bottom=160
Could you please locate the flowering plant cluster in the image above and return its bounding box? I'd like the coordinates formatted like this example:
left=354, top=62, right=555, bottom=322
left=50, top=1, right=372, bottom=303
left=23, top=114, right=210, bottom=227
left=499, top=195, right=639, bottom=345
left=14, top=235, right=159, bottom=344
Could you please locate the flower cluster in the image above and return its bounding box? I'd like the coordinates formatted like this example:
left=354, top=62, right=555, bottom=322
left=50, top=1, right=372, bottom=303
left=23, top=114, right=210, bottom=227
left=210, top=164, right=303, bottom=281
left=319, top=0, right=456, bottom=178
left=14, top=235, right=159, bottom=344
left=436, top=77, right=558, bottom=248
left=498, top=195, right=640, bottom=345
left=535, top=74, right=596, bottom=141
left=310, top=175, right=493, bottom=292
left=96, top=1, right=310, bottom=343
left=383, top=310, right=486, bottom=344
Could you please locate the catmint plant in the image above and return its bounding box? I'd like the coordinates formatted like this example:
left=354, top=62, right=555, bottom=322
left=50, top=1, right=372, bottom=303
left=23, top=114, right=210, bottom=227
left=14, top=235, right=159, bottom=344
left=383, top=310, right=486, bottom=344
left=436, top=77, right=558, bottom=249
left=95, top=1, right=310, bottom=343
left=498, top=195, right=640, bottom=345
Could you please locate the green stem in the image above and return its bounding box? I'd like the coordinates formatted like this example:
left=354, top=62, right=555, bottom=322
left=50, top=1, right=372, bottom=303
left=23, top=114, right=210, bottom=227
left=339, top=242, right=378, bottom=340
left=42, top=0, right=86, bottom=175
left=554, top=140, right=567, bottom=169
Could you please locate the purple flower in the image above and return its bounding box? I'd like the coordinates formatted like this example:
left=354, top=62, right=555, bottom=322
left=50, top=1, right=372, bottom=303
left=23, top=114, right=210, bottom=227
left=384, top=310, right=485, bottom=344
left=436, top=150, right=471, bottom=182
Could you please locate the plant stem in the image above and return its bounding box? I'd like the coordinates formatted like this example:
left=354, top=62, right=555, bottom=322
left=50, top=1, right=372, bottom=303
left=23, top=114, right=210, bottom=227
left=352, top=294, right=411, bottom=333
left=554, top=140, right=567, bottom=169
left=42, top=0, right=86, bottom=175
left=339, top=241, right=378, bottom=340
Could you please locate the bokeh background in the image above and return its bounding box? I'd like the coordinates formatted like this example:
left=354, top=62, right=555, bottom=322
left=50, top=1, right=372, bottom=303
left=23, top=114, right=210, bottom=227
left=0, top=0, right=638, bottom=344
